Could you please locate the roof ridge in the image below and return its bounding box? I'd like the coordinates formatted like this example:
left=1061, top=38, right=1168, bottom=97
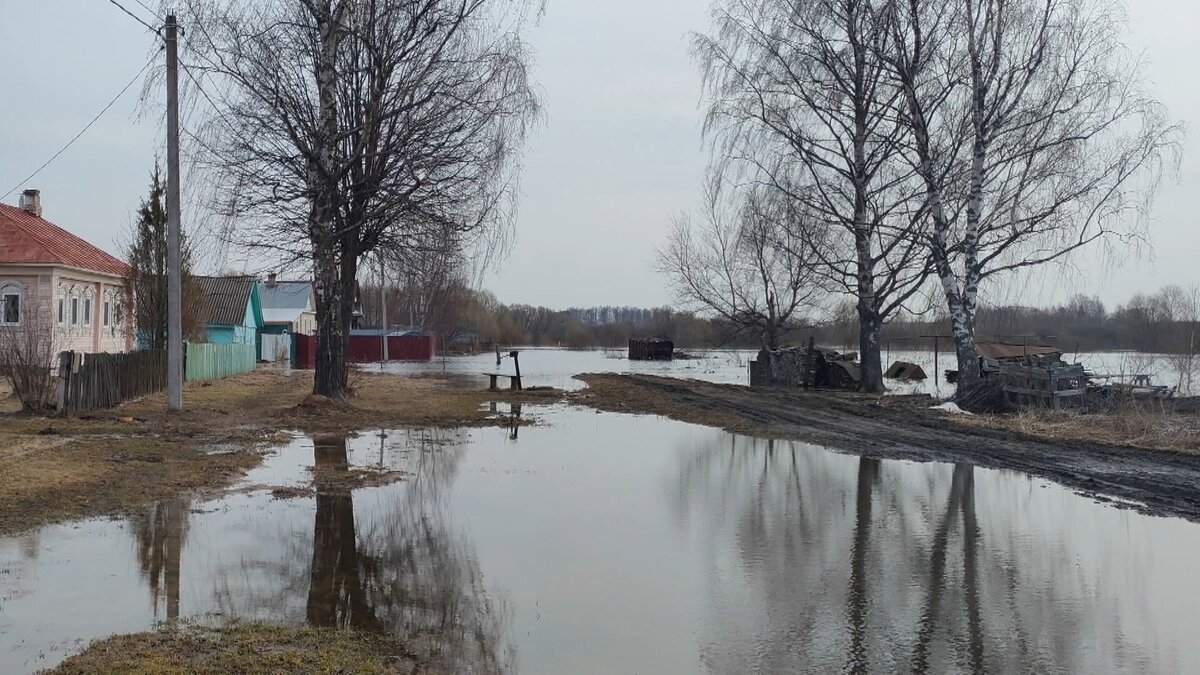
left=0, top=204, right=129, bottom=276
left=0, top=205, right=72, bottom=263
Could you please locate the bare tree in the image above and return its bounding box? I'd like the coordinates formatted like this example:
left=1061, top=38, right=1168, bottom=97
left=178, top=0, right=540, bottom=400
left=885, top=0, right=1181, bottom=388
left=695, top=0, right=931, bottom=391
left=659, top=176, right=823, bottom=350
left=0, top=299, right=59, bottom=413
left=1156, top=284, right=1199, bottom=395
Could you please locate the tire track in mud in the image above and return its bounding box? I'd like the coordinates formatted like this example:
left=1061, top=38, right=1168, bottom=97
left=576, top=374, right=1200, bottom=522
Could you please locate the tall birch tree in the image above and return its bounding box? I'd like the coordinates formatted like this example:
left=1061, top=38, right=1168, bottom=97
left=695, top=0, right=930, bottom=391
left=885, top=0, right=1180, bottom=387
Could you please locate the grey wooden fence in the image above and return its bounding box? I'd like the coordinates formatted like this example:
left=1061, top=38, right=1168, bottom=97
left=998, top=363, right=1088, bottom=410
left=57, top=350, right=167, bottom=414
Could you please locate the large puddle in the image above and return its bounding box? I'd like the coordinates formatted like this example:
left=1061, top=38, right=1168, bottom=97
left=3, top=405, right=1199, bottom=673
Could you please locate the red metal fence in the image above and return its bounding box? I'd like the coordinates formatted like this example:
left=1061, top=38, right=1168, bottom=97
left=292, top=334, right=435, bottom=370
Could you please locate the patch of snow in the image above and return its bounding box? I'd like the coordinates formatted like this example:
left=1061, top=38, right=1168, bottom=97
left=930, top=402, right=973, bottom=415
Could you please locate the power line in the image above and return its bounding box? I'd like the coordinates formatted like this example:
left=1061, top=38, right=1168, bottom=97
left=105, top=0, right=160, bottom=34
left=1, top=50, right=161, bottom=202
left=131, top=0, right=160, bottom=20
left=180, top=62, right=222, bottom=114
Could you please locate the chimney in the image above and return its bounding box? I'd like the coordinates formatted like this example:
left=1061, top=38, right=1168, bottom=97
left=19, top=189, right=42, bottom=217
left=266, top=272, right=278, bottom=288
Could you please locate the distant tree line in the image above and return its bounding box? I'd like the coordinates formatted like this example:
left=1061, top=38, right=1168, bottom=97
left=360, top=282, right=1199, bottom=361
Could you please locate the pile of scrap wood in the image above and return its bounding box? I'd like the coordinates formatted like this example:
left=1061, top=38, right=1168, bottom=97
left=750, top=345, right=861, bottom=390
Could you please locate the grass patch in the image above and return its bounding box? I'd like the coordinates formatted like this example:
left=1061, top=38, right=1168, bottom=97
left=0, top=369, right=561, bottom=536
left=0, top=434, right=261, bottom=537
left=955, top=405, right=1200, bottom=454
left=46, top=622, right=414, bottom=674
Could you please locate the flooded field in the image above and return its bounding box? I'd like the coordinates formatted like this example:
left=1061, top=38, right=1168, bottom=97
left=381, top=347, right=758, bottom=390
left=379, top=346, right=1194, bottom=397
left=3, top=405, right=1199, bottom=673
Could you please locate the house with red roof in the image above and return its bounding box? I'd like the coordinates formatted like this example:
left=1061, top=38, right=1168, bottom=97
left=0, top=190, right=134, bottom=353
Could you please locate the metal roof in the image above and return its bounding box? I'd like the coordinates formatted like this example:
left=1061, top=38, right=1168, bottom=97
left=195, top=275, right=259, bottom=327
left=0, top=204, right=129, bottom=276
left=258, top=280, right=313, bottom=310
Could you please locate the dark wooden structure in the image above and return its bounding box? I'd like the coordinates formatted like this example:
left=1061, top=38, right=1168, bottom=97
left=486, top=373, right=523, bottom=391
left=57, top=350, right=167, bottom=414
left=998, top=363, right=1088, bottom=409
left=750, top=341, right=862, bottom=390
left=885, top=361, right=927, bottom=382
left=629, top=338, right=674, bottom=361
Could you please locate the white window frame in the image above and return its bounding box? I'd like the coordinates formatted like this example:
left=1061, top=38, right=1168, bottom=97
left=57, top=284, right=68, bottom=326
left=0, top=282, right=23, bottom=327
left=82, top=289, right=94, bottom=328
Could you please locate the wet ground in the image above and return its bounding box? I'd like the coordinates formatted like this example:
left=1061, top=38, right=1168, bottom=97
left=3, top=405, right=1200, bottom=673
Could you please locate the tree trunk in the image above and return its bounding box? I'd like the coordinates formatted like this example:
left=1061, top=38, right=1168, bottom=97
left=858, top=309, right=884, bottom=393
left=951, top=307, right=981, bottom=389
left=310, top=0, right=345, bottom=401
left=855, top=227, right=884, bottom=393
left=313, top=244, right=347, bottom=400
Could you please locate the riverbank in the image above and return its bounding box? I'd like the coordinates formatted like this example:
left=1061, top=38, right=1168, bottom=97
left=572, top=373, right=1200, bottom=520
left=0, top=369, right=561, bottom=536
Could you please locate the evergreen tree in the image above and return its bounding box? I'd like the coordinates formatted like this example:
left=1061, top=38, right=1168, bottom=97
left=122, top=164, right=207, bottom=348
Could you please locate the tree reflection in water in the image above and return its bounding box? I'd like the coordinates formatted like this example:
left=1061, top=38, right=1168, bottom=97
left=673, top=435, right=1153, bottom=673
left=130, top=497, right=189, bottom=621
left=215, top=431, right=514, bottom=673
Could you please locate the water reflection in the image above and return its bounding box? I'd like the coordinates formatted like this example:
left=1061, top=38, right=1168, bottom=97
left=5, top=408, right=1198, bottom=674
left=130, top=498, right=189, bottom=621
left=488, top=402, right=523, bottom=440
left=674, top=436, right=1155, bottom=673
left=213, top=432, right=514, bottom=672
left=307, top=435, right=373, bottom=630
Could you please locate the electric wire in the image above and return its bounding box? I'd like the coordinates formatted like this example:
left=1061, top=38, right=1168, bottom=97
left=0, top=50, right=162, bottom=202
left=104, top=0, right=161, bottom=34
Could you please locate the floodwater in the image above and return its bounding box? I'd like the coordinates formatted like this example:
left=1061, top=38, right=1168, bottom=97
left=378, top=346, right=1194, bottom=397
left=380, top=346, right=757, bottom=390
left=4, top=406, right=1200, bottom=673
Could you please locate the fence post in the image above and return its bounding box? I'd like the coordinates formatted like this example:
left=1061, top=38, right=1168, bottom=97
left=56, top=351, right=71, bottom=414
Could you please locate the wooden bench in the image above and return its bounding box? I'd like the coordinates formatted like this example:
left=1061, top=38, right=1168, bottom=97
left=484, top=373, right=523, bottom=391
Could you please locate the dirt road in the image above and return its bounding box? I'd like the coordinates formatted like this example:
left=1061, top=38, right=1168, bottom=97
left=575, top=374, right=1200, bottom=521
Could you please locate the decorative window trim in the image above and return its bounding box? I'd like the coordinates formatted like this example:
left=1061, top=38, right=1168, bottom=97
left=0, top=281, right=23, bottom=327
left=82, top=288, right=94, bottom=328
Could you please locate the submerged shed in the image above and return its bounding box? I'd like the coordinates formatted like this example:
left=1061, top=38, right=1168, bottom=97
left=629, top=338, right=674, bottom=361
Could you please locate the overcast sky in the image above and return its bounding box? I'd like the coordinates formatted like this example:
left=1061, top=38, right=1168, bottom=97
left=0, top=1, right=1195, bottom=311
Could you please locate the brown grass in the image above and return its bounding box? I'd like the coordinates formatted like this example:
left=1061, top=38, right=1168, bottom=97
left=954, top=405, right=1200, bottom=454
left=0, top=368, right=564, bottom=536
left=0, top=434, right=260, bottom=537
left=46, top=622, right=415, bottom=674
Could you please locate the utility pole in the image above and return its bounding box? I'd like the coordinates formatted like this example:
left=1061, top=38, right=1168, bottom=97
left=380, top=257, right=388, bottom=364
left=165, top=14, right=183, bottom=411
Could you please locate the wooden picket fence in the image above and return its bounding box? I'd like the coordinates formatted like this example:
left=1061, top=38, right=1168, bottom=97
left=57, top=350, right=167, bottom=414
left=185, top=342, right=257, bottom=382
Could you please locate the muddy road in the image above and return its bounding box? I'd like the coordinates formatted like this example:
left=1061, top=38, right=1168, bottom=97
left=575, top=374, right=1200, bottom=521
